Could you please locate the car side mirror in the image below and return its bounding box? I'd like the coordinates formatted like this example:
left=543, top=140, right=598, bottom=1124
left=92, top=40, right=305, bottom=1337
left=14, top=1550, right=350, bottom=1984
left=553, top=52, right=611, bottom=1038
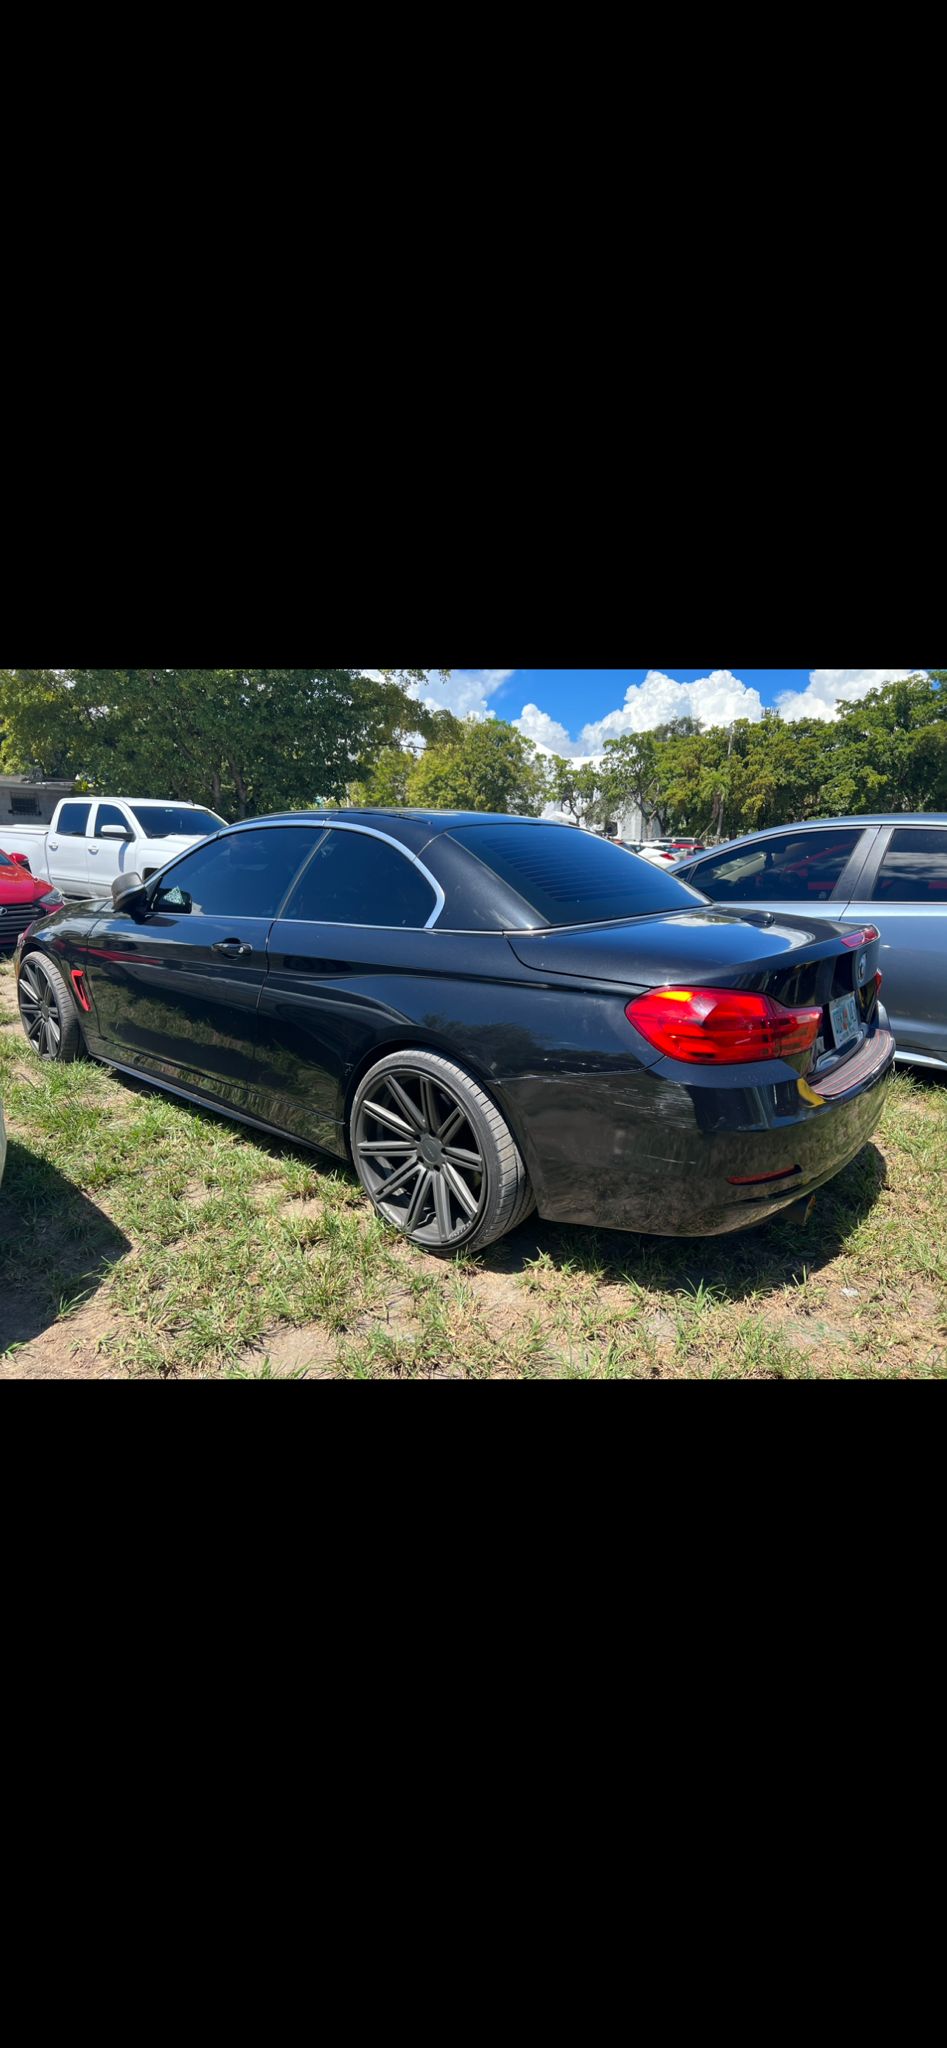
left=10, top=852, right=31, bottom=869
left=112, top=872, right=149, bottom=916
left=100, top=823, right=134, bottom=839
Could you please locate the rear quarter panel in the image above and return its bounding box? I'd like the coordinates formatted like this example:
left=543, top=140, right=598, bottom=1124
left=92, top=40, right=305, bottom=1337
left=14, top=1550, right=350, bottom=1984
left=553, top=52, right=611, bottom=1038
left=253, top=924, right=652, bottom=1152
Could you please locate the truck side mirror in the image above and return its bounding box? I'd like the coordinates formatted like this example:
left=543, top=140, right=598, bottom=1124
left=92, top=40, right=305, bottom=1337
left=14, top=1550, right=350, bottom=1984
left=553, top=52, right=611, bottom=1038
left=100, top=823, right=135, bottom=839
left=112, top=872, right=149, bottom=916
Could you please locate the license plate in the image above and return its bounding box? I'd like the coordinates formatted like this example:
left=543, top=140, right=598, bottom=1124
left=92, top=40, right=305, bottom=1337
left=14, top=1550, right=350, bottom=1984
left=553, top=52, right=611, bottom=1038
left=829, top=991, right=859, bottom=1049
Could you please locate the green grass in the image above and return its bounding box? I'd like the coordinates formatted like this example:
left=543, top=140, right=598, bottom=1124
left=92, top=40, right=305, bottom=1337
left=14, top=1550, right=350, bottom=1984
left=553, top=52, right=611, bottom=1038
left=1, top=959, right=945, bottom=1378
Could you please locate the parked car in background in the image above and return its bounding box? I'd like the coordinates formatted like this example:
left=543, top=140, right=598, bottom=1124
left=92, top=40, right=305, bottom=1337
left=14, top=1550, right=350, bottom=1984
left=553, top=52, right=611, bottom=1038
left=14, top=809, right=893, bottom=1250
left=637, top=840, right=682, bottom=865
left=1, top=798, right=226, bottom=902
left=616, top=837, right=706, bottom=860
left=0, top=848, right=64, bottom=947
left=675, top=815, right=947, bottom=1071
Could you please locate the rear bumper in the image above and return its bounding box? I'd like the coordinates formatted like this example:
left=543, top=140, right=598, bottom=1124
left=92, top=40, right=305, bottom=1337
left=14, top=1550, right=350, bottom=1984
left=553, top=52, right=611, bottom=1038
left=495, top=1028, right=895, bottom=1237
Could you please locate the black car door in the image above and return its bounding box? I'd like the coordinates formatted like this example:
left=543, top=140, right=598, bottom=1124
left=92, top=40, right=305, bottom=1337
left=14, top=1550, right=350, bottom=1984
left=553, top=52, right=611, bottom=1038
left=82, top=825, right=323, bottom=1111
left=255, top=825, right=442, bottom=1148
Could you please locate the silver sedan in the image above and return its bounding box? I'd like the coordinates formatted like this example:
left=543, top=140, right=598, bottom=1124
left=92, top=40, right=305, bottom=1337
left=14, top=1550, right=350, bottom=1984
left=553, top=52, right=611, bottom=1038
left=675, top=814, right=947, bottom=1073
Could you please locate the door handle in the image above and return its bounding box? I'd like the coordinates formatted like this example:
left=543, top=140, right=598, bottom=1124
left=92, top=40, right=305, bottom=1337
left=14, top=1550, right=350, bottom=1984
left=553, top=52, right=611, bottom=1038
left=212, top=938, right=253, bottom=957
left=88, top=845, right=99, bottom=853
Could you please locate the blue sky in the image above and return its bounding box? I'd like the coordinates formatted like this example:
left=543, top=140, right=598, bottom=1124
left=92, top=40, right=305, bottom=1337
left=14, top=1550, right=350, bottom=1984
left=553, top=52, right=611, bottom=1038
left=409, top=668, right=924, bottom=761
left=500, top=671, right=816, bottom=724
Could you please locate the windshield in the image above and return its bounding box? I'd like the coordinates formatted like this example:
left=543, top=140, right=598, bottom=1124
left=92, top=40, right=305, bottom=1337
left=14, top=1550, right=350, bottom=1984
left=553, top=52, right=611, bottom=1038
left=129, top=806, right=224, bottom=838
left=449, top=823, right=708, bottom=926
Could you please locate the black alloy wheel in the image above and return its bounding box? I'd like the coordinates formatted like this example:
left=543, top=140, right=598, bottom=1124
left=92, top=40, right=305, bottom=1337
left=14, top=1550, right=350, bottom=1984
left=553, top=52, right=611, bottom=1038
left=351, top=1050, right=533, bottom=1253
left=18, top=956, right=82, bottom=1061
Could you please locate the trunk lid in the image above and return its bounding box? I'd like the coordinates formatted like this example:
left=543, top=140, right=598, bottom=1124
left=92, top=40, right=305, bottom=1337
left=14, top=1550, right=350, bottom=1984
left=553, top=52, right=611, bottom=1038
left=506, top=909, right=881, bottom=1073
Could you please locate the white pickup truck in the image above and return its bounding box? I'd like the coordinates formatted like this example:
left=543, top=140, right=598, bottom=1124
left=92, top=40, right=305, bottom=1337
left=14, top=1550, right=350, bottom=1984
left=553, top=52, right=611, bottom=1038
left=1, top=796, right=226, bottom=900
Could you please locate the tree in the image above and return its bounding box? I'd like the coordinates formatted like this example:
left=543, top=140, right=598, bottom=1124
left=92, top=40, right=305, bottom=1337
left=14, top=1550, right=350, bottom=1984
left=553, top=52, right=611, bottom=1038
left=826, top=672, right=947, bottom=813
left=600, top=729, right=672, bottom=831
left=354, top=745, right=412, bottom=808
left=0, top=668, right=85, bottom=779
left=405, top=717, right=548, bottom=815
left=545, top=756, right=607, bottom=826
left=0, top=668, right=447, bottom=817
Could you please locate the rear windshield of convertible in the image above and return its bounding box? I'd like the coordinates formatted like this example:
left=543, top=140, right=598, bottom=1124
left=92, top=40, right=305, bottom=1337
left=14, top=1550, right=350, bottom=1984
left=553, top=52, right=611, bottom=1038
left=447, top=823, right=704, bottom=925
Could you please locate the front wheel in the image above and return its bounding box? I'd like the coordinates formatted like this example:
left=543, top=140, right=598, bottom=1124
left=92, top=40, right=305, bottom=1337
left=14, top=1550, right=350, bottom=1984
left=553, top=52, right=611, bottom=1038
left=18, top=954, right=83, bottom=1061
left=351, top=1050, right=534, bottom=1253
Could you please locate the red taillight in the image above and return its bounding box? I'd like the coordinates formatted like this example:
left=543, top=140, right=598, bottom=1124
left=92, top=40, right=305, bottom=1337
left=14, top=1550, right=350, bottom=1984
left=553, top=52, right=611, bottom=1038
left=625, top=987, right=823, bottom=1065
left=841, top=925, right=880, bottom=948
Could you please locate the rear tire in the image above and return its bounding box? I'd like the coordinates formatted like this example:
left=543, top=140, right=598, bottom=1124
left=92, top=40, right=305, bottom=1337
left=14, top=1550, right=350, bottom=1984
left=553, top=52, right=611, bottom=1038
left=351, top=1050, right=534, bottom=1253
left=17, top=954, right=83, bottom=1062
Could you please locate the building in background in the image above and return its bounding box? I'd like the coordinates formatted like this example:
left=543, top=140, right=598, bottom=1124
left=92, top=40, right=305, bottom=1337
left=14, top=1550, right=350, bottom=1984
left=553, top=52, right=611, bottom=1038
left=616, top=802, right=651, bottom=840
left=0, top=776, right=76, bottom=827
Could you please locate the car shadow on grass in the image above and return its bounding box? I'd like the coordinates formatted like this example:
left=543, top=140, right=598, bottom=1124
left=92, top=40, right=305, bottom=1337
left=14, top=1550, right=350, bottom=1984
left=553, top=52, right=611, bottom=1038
left=470, top=1141, right=889, bottom=1305
left=0, top=1140, right=132, bottom=1355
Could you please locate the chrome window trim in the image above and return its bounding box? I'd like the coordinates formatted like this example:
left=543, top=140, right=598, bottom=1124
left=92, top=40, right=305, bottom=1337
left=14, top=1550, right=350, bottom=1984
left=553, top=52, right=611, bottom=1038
left=261, top=819, right=446, bottom=930
left=142, top=818, right=443, bottom=931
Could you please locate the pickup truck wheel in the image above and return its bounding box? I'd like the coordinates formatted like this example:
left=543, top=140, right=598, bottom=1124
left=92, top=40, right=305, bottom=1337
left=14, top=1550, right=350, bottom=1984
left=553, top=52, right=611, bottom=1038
left=17, top=956, right=83, bottom=1062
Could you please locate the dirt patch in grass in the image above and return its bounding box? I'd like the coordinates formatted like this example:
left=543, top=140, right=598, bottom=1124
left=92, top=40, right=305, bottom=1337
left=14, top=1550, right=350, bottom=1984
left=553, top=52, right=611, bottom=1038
left=231, top=1324, right=339, bottom=1378
left=0, top=1298, right=132, bottom=1379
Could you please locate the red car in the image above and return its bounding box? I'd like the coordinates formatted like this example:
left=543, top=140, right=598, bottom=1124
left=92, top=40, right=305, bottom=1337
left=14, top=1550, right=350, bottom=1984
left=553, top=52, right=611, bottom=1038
left=0, top=849, right=63, bottom=948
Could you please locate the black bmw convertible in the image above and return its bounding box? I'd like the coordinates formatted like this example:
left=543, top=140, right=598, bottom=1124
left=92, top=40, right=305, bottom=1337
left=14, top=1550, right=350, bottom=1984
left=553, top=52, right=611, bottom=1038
left=14, top=810, right=894, bottom=1253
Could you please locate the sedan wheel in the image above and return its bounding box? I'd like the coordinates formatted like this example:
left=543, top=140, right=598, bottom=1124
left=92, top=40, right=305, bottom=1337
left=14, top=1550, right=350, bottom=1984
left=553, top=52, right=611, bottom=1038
left=17, top=956, right=82, bottom=1062
left=351, top=1050, right=534, bottom=1253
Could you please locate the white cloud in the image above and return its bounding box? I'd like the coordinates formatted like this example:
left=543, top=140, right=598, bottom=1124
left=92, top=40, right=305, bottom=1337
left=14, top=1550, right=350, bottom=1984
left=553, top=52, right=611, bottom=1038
left=576, top=670, right=766, bottom=753
left=407, top=668, right=514, bottom=721
left=513, top=703, right=583, bottom=757
left=776, top=668, right=921, bottom=721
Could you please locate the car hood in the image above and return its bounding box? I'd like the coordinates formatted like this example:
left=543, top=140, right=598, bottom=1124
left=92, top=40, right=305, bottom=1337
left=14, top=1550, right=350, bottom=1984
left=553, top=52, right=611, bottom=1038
left=135, top=833, right=206, bottom=863
left=0, top=872, right=54, bottom=906
left=506, top=908, right=854, bottom=988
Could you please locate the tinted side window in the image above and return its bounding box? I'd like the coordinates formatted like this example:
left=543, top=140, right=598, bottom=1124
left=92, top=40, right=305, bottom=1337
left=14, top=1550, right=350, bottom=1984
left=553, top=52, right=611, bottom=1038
left=281, top=829, right=436, bottom=926
left=870, top=827, right=947, bottom=902
left=95, top=803, right=131, bottom=833
left=152, top=827, right=322, bottom=918
left=57, top=802, right=91, bottom=837
left=691, top=829, right=862, bottom=904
